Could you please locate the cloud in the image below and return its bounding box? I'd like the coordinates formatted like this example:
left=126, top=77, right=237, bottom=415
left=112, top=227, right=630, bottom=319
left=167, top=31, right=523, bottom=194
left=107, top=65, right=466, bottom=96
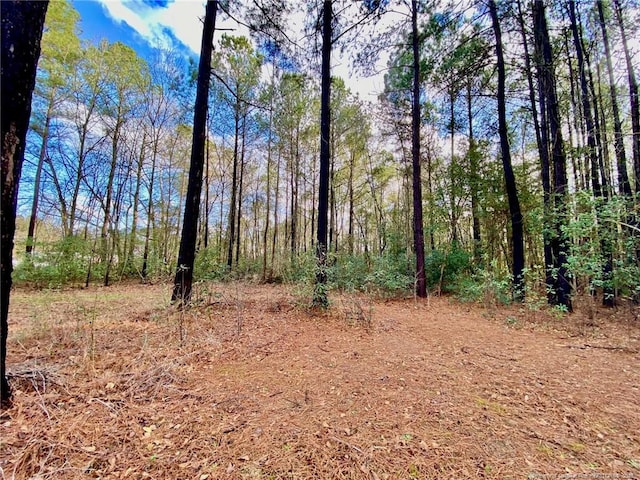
left=97, top=0, right=206, bottom=53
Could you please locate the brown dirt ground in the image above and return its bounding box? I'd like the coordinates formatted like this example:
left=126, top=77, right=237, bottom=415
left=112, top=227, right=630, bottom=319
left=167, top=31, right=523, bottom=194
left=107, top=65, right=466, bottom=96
left=1, top=282, right=639, bottom=480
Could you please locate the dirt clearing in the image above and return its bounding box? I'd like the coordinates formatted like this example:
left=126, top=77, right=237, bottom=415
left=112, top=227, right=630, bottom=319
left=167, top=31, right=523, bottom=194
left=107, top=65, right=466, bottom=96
left=1, top=283, right=639, bottom=479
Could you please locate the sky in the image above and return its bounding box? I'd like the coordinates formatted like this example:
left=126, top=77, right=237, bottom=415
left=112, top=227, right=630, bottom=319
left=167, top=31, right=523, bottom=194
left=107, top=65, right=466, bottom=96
left=70, top=0, right=386, bottom=100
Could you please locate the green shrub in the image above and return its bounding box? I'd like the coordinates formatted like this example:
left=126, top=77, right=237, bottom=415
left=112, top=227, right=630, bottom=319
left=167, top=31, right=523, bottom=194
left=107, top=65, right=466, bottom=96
left=14, top=236, right=92, bottom=287
left=425, top=246, right=471, bottom=292
left=193, top=247, right=227, bottom=281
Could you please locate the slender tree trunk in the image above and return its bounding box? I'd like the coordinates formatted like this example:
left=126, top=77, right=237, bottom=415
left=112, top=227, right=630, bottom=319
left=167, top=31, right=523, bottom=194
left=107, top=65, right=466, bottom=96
left=235, top=114, right=247, bottom=267
left=70, top=106, right=94, bottom=236
left=270, top=151, right=281, bottom=278
left=262, top=69, right=275, bottom=281
left=533, top=0, right=572, bottom=311
left=568, top=1, right=601, bottom=197
left=411, top=0, right=427, bottom=298
left=172, top=0, right=217, bottom=304
left=227, top=105, right=240, bottom=269
left=449, top=89, right=458, bottom=244
left=314, top=0, right=332, bottom=307
left=517, top=0, right=553, bottom=289
left=203, top=116, right=210, bottom=249
left=348, top=150, right=355, bottom=255
left=489, top=0, right=525, bottom=301
left=141, top=140, right=157, bottom=280
left=613, top=0, right=640, bottom=191
left=102, top=117, right=122, bottom=287
left=1, top=0, right=49, bottom=408
left=26, top=97, right=54, bottom=254
left=467, top=82, right=481, bottom=265
left=568, top=0, right=614, bottom=306
left=127, top=132, right=146, bottom=273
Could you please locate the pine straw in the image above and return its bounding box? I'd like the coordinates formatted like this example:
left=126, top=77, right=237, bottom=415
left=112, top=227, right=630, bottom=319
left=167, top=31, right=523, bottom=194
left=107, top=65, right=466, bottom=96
left=1, top=283, right=639, bottom=479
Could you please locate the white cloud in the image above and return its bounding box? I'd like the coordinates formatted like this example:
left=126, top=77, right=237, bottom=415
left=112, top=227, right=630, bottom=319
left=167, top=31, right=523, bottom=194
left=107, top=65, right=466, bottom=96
left=96, top=0, right=252, bottom=54
left=97, top=0, right=207, bottom=53
left=95, top=0, right=388, bottom=98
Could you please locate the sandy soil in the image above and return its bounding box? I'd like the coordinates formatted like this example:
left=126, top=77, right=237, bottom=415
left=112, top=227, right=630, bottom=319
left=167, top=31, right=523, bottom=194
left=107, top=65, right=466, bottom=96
left=1, top=282, right=639, bottom=479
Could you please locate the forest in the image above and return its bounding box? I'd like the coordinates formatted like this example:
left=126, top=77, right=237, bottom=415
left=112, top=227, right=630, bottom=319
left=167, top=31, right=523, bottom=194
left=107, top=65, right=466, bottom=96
left=1, top=0, right=640, bottom=477
left=8, top=0, right=640, bottom=308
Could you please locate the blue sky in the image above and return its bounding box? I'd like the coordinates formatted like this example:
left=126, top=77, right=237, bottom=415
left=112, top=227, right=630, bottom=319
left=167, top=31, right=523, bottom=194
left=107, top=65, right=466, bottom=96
left=71, top=0, right=211, bottom=61
left=68, top=0, right=384, bottom=99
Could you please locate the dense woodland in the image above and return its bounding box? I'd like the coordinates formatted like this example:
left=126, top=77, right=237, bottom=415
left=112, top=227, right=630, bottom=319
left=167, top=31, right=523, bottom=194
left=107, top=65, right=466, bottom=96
left=13, top=0, right=640, bottom=309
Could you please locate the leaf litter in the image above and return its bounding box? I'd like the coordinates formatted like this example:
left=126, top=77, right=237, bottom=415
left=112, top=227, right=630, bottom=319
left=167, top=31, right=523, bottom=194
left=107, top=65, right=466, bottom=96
left=1, top=282, right=639, bottom=479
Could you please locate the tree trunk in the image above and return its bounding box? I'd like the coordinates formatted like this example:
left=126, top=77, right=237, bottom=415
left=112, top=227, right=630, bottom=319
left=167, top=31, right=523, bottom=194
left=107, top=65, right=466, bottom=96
left=141, top=139, right=158, bottom=280
left=172, top=0, right=217, bottom=304
left=26, top=97, right=54, bottom=254
left=533, top=0, right=572, bottom=311
left=467, top=83, right=481, bottom=265
left=102, top=116, right=122, bottom=287
left=127, top=132, right=146, bottom=273
left=235, top=114, right=247, bottom=267
left=516, top=0, right=553, bottom=289
left=1, top=0, right=49, bottom=408
left=314, top=0, right=332, bottom=308
left=262, top=68, right=275, bottom=281
left=489, top=0, right=525, bottom=301
left=411, top=0, right=427, bottom=298
left=227, top=104, right=241, bottom=269
left=568, top=0, right=614, bottom=306
left=613, top=0, right=640, bottom=192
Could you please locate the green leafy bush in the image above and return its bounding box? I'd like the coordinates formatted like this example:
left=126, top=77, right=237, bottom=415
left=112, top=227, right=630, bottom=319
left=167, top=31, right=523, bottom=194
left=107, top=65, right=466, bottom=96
left=14, top=236, right=92, bottom=287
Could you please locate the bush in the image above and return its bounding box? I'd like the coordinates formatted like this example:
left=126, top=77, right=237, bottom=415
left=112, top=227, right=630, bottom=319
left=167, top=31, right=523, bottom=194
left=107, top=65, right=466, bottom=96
left=453, top=268, right=512, bottom=305
left=425, top=246, right=471, bottom=292
left=193, top=247, right=227, bottom=281
left=14, top=236, right=92, bottom=287
left=365, top=253, right=413, bottom=296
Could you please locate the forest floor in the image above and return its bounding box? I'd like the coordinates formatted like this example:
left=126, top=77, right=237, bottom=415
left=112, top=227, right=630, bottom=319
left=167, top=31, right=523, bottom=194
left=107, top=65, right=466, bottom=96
left=1, top=282, right=639, bottom=480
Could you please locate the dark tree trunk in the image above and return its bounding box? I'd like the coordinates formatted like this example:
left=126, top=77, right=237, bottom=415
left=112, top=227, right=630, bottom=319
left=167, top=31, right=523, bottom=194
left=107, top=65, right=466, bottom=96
left=262, top=66, right=275, bottom=281
left=235, top=114, right=247, bottom=267
left=613, top=0, right=640, bottom=191
left=516, top=0, right=553, bottom=290
left=172, top=0, right=217, bottom=304
left=227, top=106, right=240, bottom=270
left=489, top=0, right=525, bottom=301
left=567, top=1, right=601, bottom=198
left=568, top=0, right=615, bottom=306
left=1, top=0, right=49, bottom=408
left=411, top=0, right=427, bottom=298
left=467, top=83, right=481, bottom=265
left=533, top=0, right=572, bottom=311
left=314, top=0, right=332, bottom=308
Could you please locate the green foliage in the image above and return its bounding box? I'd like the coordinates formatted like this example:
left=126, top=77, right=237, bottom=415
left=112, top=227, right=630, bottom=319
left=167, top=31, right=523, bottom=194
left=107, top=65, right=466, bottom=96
left=453, top=267, right=512, bottom=305
left=364, top=253, right=413, bottom=296
left=14, top=236, right=93, bottom=287
left=425, top=246, right=471, bottom=292
left=283, top=251, right=317, bottom=285
left=563, top=191, right=640, bottom=300
left=193, top=247, right=227, bottom=281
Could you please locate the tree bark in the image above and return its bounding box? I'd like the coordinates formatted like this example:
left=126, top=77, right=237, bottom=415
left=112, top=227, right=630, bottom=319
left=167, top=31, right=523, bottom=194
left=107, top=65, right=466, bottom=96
left=489, top=0, right=525, bottom=301
left=411, top=0, right=427, bottom=298
left=1, top=0, right=49, bottom=408
left=612, top=0, right=640, bottom=192
left=26, top=97, right=54, bottom=254
left=516, top=0, right=553, bottom=292
left=533, top=0, right=572, bottom=311
left=172, top=0, right=217, bottom=304
left=314, top=0, right=332, bottom=308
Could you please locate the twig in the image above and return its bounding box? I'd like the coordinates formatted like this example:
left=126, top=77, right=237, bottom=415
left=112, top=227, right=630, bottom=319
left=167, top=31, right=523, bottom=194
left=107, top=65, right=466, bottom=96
left=562, top=344, right=639, bottom=353
left=329, top=436, right=364, bottom=455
